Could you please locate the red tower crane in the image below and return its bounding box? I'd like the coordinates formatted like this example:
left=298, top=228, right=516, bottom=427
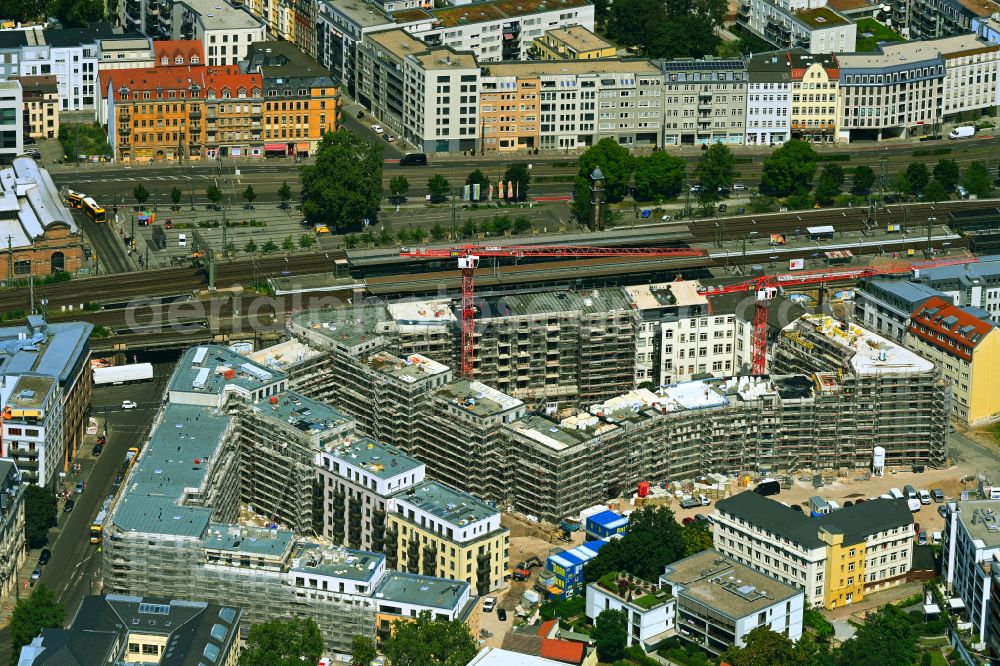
left=698, top=255, right=979, bottom=376
left=399, top=244, right=706, bottom=377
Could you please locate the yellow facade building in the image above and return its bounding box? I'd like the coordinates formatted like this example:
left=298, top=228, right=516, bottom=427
left=386, top=481, right=510, bottom=595
left=533, top=26, right=615, bottom=60
left=820, top=529, right=867, bottom=609
left=906, top=297, right=1000, bottom=426
left=790, top=52, right=840, bottom=143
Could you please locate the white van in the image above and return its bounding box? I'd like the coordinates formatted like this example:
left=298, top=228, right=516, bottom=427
left=949, top=126, right=975, bottom=139
left=178, top=233, right=187, bottom=247
left=889, top=488, right=904, bottom=500
left=919, top=489, right=932, bottom=505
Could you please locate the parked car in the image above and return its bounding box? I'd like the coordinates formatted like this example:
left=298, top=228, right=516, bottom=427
left=718, top=204, right=728, bottom=213
left=482, top=597, right=496, bottom=612
left=699, top=495, right=710, bottom=506
left=694, top=513, right=710, bottom=523
left=92, top=443, right=103, bottom=456
left=122, top=400, right=137, bottom=409
left=790, top=504, right=803, bottom=512
left=918, top=530, right=928, bottom=545
left=74, top=480, right=85, bottom=494
left=919, top=489, right=932, bottom=505
left=30, top=569, right=41, bottom=585
left=682, top=516, right=695, bottom=525
left=371, top=124, right=384, bottom=134
left=690, top=184, right=703, bottom=193
left=680, top=498, right=701, bottom=509
left=932, top=489, right=945, bottom=503
left=39, top=549, right=50, bottom=566
left=938, top=504, right=949, bottom=518
left=383, top=134, right=395, bottom=142
left=733, top=182, right=746, bottom=192
left=661, top=215, right=672, bottom=221
left=64, top=499, right=75, bottom=513
left=97, top=434, right=106, bottom=445
left=497, top=608, right=508, bottom=621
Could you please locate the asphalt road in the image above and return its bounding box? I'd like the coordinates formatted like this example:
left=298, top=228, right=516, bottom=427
left=0, top=371, right=169, bottom=664
left=75, top=209, right=132, bottom=275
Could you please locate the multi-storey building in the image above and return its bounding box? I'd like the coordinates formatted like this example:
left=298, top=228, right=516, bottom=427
left=16, top=24, right=99, bottom=112
left=373, top=572, right=477, bottom=645
left=532, top=26, right=615, bottom=60
left=244, top=40, right=340, bottom=157
left=771, top=315, right=950, bottom=467
left=790, top=51, right=839, bottom=142
left=0, top=163, right=81, bottom=271
left=941, top=34, right=1000, bottom=121
left=317, top=437, right=425, bottom=551
left=910, top=0, right=990, bottom=40
left=0, top=80, right=22, bottom=161
left=202, top=67, right=264, bottom=159
left=911, top=253, right=1000, bottom=321
left=171, top=0, right=266, bottom=67
left=714, top=491, right=915, bottom=609
left=905, top=297, right=1000, bottom=426
left=660, top=57, right=747, bottom=146
left=12, top=75, right=58, bottom=140
left=386, top=480, right=509, bottom=594
left=0, top=460, right=25, bottom=607
left=942, top=501, right=1000, bottom=646
left=736, top=0, right=856, bottom=53
left=17, top=595, right=243, bottom=665
left=0, top=317, right=92, bottom=486
left=479, top=59, right=664, bottom=152
left=745, top=51, right=792, bottom=146
left=856, top=278, right=946, bottom=342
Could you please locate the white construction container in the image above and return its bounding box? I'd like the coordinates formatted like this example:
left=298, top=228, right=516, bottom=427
left=93, top=363, right=153, bottom=385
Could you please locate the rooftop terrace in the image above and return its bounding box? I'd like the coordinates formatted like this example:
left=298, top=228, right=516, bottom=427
left=291, top=306, right=392, bottom=349
left=624, top=281, right=706, bottom=311
left=253, top=390, right=352, bottom=437
left=374, top=571, right=469, bottom=610
left=291, top=543, right=386, bottom=582
left=794, top=6, right=849, bottom=28
left=396, top=480, right=498, bottom=526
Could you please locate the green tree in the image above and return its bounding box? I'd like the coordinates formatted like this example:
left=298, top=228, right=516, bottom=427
left=814, top=163, right=845, bottom=206
left=722, top=626, right=808, bottom=666
left=427, top=174, right=451, bottom=204
left=803, top=609, right=835, bottom=643
left=466, top=169, right=490, bottom=201
left=278, top=181, right=292, bottom=209
left=133, top=184, right=150, bottom=208
left=493, top=215, right=512, bottom=236
left=760, top=140, right=817, bottom=196
left=301, top=130, right=383, bottom=232
left=381, top=612, right=477, bottom=666
left=299, top=234, right=315, bottom=249
left=584, top=506, right=685, bottom=583
left=577, top=138, right=634, bottom=204
left=644, top=15, right=719, bottom=59
left=836, top=605, right=917, bottom=666
left=351, top=635, right=377, bottom=666
left=681, top=522, right=713, bottom=557
left=10, top=585, right=64, bottom=664
left=571, top=176, right=593, bottom=224
left=593, top=609, right=628, bottom=662
left=964, top=161, right=994, bottom=198
left=261, top=240, right=279, bottom=255
left=243, top=185, right=257, bottom=209
left=924, top=180, right=950, bottom=202
left=224, top=242, right=237, bottom=257
left=397, top=227, right=413, bottom=244
left=460, top=219, right=478, bottom=238
left=891, top=172, right=911, bottom=195
left=905, top=162, right=930, bottom=194
left=608, top=0, right=665, bottom=47
left=430, top=222, right=447, bottom=241
left=934, top=158, right=960, bottom=191
left=281, top=235, right=295, bottom=252
left=239, top=617, right=323, bottom=666
left=243, top=239, right=258, bottom=255
left=390, top=175, right=410, bottom=202
left=206, top=184, right=223, bottom=209
left=513, top=215, right=532, bottom=234
left=412, top=227, right=427, bottom=243
left=24, top=485, right=56, bottom=549
left=170, top=186, right=182, bottom=211
left=377, top=228, right=392, bottom=246
left=633, top=152, right=685, bottom=200
left=503, top=163, right=531, bottom=202
left=851, top=165, right=876, bottom=195
left=695, top=142, right=736, bottom=204
left=53, top=0, right=104, bottom=27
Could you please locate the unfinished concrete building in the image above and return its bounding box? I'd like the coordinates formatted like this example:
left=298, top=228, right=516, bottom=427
left=771, top=315, right=950, bottom=467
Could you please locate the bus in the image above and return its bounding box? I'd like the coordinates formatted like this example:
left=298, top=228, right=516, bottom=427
left=89, top=508, right=107, bottom=543
left=66, top=190, right=84, bottom=208
left=81, top=196, right=106, bottom=223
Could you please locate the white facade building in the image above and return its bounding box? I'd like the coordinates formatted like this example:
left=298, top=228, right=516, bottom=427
left=737, top=0, right=856, bottom=54
left=585, top=576, right=675, bottom=650
left=0, top=81, right=22, bottom=160
left=745, top=52, right=792, bottom=146
left=941, top=500, right=1000, bottom=644
left=0, top=375, right=63, bottom=488
left=941, top=34, right=1000, bottom=120
left=172, top=0, right=267, bottom=67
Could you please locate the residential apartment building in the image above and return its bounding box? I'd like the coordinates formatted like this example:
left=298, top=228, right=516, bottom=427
left=942, top=500, right=1000, bottom=646
left=790, top=51, right=839, bottom=142
left=171, top=0, right=266, bottom=67
left=0, top=317, right=92, bottom=487
left=659, top=550, right=804, bottom=655
left=0, top=460, right=26, bottom=607
left=714, top=491, right=915, bottom=608
left=0, top=80, right=22, bottom=161
left=103, top=345, right=480, bottom=653
left=479, top=59, right=664, bottom=152
left=856, top=278, right=945, bottom=342
left=153, top=38, right=203, bottom=66
left=771, top=315, right=950, bottom=468
left=585, top=572, right=676, bottom=650
left=386, top=480, right=510, bottom=594
left=373, top=572, right=477, bottom=646
left=745, top=51, right=792, bottom=146
left=531, top=25, right=614, bottom=60
left=17, top=595, right=242, bottom=665
left=316, top=437, right=425, bottom=551
left=12, top=75, right=57, bottom=139
left=905, top=297, right=1000, bottom=426
left=97, top=35, right=155, bottom=73
left=736, top=0, right=856, bottom=53
left=911, top=254, right=1000, bottom=322
left=910, top=0, right=990, bottom=40
left=941, top=34, right=1000, bottom=120
left=244, top=41, right=340, bottom=157
left=660, top=57, right=747, bottom=146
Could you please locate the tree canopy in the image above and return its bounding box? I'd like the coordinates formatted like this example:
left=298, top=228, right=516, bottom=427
left=24, top=485, right=56, bottom=549
left=760, top=140, right=817, bottom=196
left=933, top=158, right=960, bottom=191
left=427, top=174, right=451, bottom=203
left=681, top=522, right=713, bottom=557
left=584, top=506, right=685, bottom=582
left=721, top=626, right=819, bottom=666
left=300, top=130, right=383, bottom=232
left=963, top=161, right=993, bottom=198
left=380, top=612, right=478, bottom=666
left=351, top=635, right=377, bottom=666
left=606, top=0, right=724, bottom=58
left=695, top=143, right=736, bottom=204
left=503, top=163, right=531, bottom=202
left=593, top=609, right=628, bottom=662
left=11, top=585, right=64, bottom=664
left=905, top=163, right=929, bottom=194
left=578, top=138, right=634, bottom=204
left=851, top=165, right=875, bottom=195
left=633, top=151, right=685, bottom=201
left=814, top=163, right=845, bottom=206
left=238, top=617, right=323, bottom=666
left=835, top=605, right=917, bottom=666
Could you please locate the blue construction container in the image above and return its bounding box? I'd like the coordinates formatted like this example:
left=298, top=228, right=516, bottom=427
left=544, top=539, right=608, bottom=599
left=584, top=510, right=629, bottom=540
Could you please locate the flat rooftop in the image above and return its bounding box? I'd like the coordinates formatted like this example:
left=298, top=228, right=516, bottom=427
left=253, top=390, right=352, bottom=437
left=435, top=379, right=523, bottom=418
left=0, top=318, right=92, bottom=382
left=247, top=338, right=321, bottom=372
left=430, top=0, right=590, bottom=28
left=953, top=500, right=1000, bottom=547
left=331, top=0, right=395, bottom=28
left=326, top=436, right=424, bottom=480
left=374, top=571, right=469, bottom=610
left=506, top=413, right=597, bottom=451
left=625, top=280, right=706, bottom=310
left=838, top=34, right=993, bottom=68
left=367, top=27, right=429, bottom=58
left=540, top=25, right=611, bottom=53
left=483, top=58, right=660, bottom=78
left=364, top=351, right=450, bottom=384
left=790, top=315, right=935, bottom=375
left=5, top=374, right=55, bottom=410
left=387, top=298, right=457, bottom=327
left=169, top=345, right=285, bottom=396
left=658, top=379, right=731, bottom=410
left=202, top=523, right=295, bottom=558
left=484, top=288, right=631, bottom=319
left=291, top=306, right=392, bottom=349
left=291, top=542, right=385, bottom=582
left=794, top=6, right=849, bottom=28
left=178, top=0, right=264, bottom=30
left=397, top=480, right=498, bottom=526
left=663, top=549, right=801, bottom=619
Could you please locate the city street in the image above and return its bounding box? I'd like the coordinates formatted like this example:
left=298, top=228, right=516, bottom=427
left=0, top=369, right=171, bottom=665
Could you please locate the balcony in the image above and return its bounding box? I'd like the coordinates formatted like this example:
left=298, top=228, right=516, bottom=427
left=189, top=108, right=201, bottom=119
left=119, top=125, right=131, bottom=135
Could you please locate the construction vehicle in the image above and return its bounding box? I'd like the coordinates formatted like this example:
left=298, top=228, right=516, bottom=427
left=399, top=244, right=706, bottom=377
left=513, top=556, right=543, bottom=581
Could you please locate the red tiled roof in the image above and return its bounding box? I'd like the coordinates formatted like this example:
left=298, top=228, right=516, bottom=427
left=203, top=67, right=261, bottom=97
left=908, top=296, right=994, bottom=361
left=108, top=66, right=207, bottom=100
left=537, top=619, right=557, bottom=638
left=154, top=40, right=205, bottom=66
left=539, top=639, right=584, bottom=664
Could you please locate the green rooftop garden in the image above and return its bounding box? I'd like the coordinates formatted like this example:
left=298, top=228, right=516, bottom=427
left=855, top=18, right=904, bottom=52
